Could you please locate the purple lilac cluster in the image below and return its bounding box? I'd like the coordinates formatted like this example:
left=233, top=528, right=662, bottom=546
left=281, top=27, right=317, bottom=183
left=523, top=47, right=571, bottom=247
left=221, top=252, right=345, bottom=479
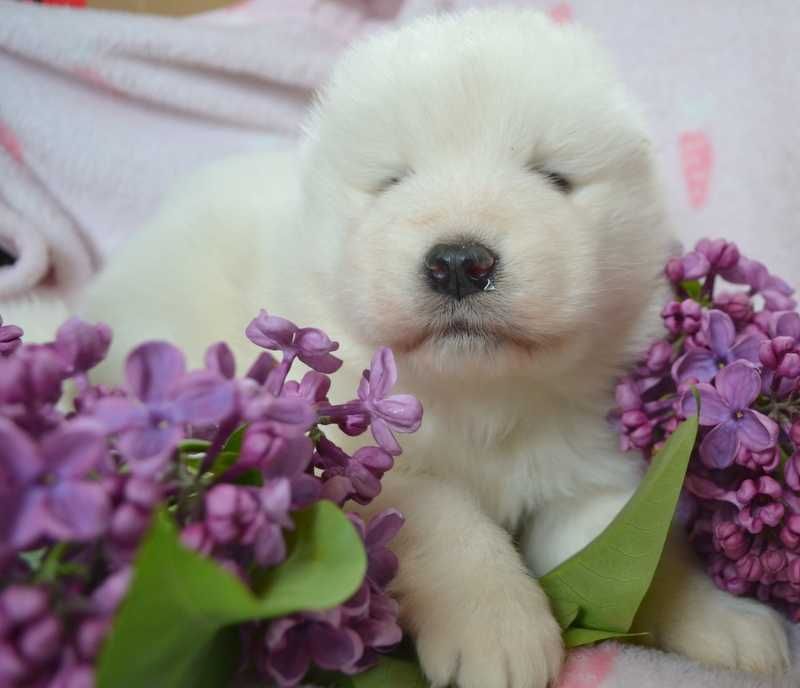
left=612, top=238, right=800, bottom=620
left=0, top=310, right=422, bottom=687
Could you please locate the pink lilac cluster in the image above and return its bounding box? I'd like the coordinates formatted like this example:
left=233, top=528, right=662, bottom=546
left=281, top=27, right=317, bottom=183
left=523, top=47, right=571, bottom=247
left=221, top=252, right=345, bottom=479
left=612, top=238, right=800, bottom=620
left=0, top=310, right=422, bottom=688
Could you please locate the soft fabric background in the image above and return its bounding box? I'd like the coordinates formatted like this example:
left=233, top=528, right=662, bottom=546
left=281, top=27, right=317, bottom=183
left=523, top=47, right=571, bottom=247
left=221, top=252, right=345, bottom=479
left=0, top=1, right=799, bottom=686
left=0, top=0, right=797, bottom=302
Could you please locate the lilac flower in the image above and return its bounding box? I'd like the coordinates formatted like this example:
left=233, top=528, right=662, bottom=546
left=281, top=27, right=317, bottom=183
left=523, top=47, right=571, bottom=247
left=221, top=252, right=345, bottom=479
left=714, top=291, right=752, bottom=324
left=665, top=253, right=710, bottom=283
left=770, top=311, right=800, bottom=340
left=52, top=317, right=112, bottom=377
left=262, top=510, right=404, bottom=687
left=0, top=585, right=63, bottom=685
left=709, top=552, right=751, bottom=596
left=686, top=475, right=785, bottom=535
left=712, top=516, right=751, bottom=560
left=204, top=481, right=293, bottom=567
left=0, top=315, right=23, bottom=356
left=661, top=299, right=703, bottom=336
left=0, top=344, right=68, bottom=409
left=720, top=256, right=796, bottom=311
left=0, top=418, right=111, bottom=550
left=246, top=310, right=342, bottom=375
left=92, top=342, right=236, bottom=473
left=317, top=438, right=394, bottom=506
left=681, top=361, right=778, bottom=468
left=264, top=610, right=365, bottom=687
left=356, top=348, right=423, bottom=455
left=694, top=238, right=740, bottom=271
left=672, top=310, right=762, bottom=383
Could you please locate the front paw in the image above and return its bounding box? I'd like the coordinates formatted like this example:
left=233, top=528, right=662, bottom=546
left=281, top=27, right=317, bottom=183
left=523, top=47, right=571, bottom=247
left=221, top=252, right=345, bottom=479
left=652, top=585, right=790, bottom=675
left=409, top=574, right=564, bottom=688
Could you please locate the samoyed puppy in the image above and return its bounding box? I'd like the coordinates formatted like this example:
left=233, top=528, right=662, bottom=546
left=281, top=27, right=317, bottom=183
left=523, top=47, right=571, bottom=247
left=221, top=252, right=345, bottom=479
left=66, top=8, right=789, bottom=688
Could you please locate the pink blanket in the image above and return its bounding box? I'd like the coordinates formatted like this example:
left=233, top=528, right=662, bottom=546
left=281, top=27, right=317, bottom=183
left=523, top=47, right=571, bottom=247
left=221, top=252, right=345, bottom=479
left=0, top=2, right=799, bottom=684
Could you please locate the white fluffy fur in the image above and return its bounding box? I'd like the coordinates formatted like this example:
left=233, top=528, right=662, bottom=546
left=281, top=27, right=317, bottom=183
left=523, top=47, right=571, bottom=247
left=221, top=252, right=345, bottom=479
left=41, top=9, right=790, bottom=687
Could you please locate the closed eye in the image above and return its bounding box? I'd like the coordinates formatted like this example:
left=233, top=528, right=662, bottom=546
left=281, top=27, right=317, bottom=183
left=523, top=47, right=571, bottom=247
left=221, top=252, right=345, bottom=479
left=528, top=166, right=573, bottom=194
left=376, top=170, right=411, bottom=194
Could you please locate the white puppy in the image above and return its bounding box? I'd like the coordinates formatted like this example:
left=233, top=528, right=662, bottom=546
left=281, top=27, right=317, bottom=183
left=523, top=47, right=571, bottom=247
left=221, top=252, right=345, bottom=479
left=72, top=9, right=789, bottom=688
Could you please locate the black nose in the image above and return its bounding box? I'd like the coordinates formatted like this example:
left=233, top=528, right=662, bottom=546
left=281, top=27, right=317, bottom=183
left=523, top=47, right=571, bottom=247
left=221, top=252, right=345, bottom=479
left=424, top=242, right=497, bottom=299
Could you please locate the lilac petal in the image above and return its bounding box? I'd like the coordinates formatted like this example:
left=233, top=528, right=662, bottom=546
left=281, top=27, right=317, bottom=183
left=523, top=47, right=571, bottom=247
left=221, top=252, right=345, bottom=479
left=262, top=396, right=317, bottom=429
left=373, top=394, right=423, bottom=432
left=308, top=624, right=364, bottom=671
left=298, top=371, right=331, bottom=402
left=353, top=446, right=394, bottom=473
left=321, top=475, right=354, bottom=505
left=54, top=318, right=112, bottom=373
left=772, top=311, right=800, bottom=340
left=737, top=410, right=778, bottom=452
left=672, top=350, right=718, bottom=384
left=765, top=273, right=794, bottom=296
left=681, top=251, right=710, bottom=280
left=171, top=373, right=236, bottom=425
left=254, top=522, right=286, bottom=567
left=298, top=351, right=342, bottom=374
left=294, top=328, right=339, bottom=357
left=706, top=310, right=736, bottom=359
left=728, top=334, right=763, bottom=365
left=342, top=582, right=371, bottom=619
left=117, top=424, right=182, bottom=462
left=290, top=474, right=322, bottom=509
left=91, top=567, right=132, bottom=614
left=9, top=490, right=47, bottom=548
left=245, top=310, right=297, bottom=351
left=263, top=436, right=314, bottom=480
left=245, top=352, right=276, bottom=384
left=347, top=463, right=382, bottom=503
left=354, top=617, right=403, bottom=649
left=204, top=342, right=235, bottom=379
left=367, top=548, right=400, bottom=588
left=370, top=418, right=401, bottom=456
left=45, top=481, right=110, bottom=540
left=368, top=348, right=398, bottom=400
left=266, top=627, right=310, bottom=687
left=42, top=421, right=107, bottom=479
left=763, top=290, right=797, bottom=312
left=365, top=509, right=404, bottom=549
left=715, top=361, right=761, bottom=410
left=125, top=342, right=186, bottom=403
left=0, top=417, right=42, bottom=484
left=699, top=421, right=739, bottom=469
left=681, top=384, right=730, bottom=425
left=91, top=397, right=146, bottom=433
left=260, top=478, right=292, bottom=523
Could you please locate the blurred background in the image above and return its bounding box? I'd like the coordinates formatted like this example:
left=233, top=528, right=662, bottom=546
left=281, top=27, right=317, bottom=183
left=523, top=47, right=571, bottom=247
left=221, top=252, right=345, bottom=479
left=0, top=0, right=797, bottom=305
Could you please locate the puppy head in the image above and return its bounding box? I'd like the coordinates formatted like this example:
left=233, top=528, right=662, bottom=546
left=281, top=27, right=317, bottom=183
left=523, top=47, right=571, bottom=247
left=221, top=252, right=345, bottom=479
left=300, top=9, right=673, bottom=387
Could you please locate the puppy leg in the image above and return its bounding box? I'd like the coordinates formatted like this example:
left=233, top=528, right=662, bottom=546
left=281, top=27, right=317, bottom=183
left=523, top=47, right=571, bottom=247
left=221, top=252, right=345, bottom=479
left=354, top=472, right=563, bottom=688
left=635, top=528, right=790, bottom=675
left=524, top=490, right=789, bottom=675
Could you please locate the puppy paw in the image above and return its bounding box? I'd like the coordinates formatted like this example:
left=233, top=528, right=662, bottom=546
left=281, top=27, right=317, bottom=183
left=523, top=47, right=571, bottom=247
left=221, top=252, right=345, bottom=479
left=653, top=587, right=790, bottom=676
left=411, top=575, right=564, bottom=688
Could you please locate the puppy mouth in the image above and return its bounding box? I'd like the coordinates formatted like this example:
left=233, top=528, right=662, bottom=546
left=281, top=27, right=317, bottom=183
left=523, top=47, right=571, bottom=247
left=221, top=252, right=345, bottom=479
left=395, top=316, right=542, bottom=355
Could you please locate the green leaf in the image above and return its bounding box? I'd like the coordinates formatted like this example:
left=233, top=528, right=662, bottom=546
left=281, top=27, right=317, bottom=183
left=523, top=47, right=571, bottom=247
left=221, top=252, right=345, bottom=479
left=346, top=656, right=429, bottom=688
left=98, top=501, right=366, bottom=688
left=222, top=425, right=248, bottom=454
left=680, top=280, right=702, bottom=301
left=210, top=450, right=240, bottom=478
left=539, top=415, right=698, bottom=635
left=550, top=598, right=579, bottom=631
left=564, top=627, right=647, bottom=648
left=178, top=439, right=211, bottom=453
